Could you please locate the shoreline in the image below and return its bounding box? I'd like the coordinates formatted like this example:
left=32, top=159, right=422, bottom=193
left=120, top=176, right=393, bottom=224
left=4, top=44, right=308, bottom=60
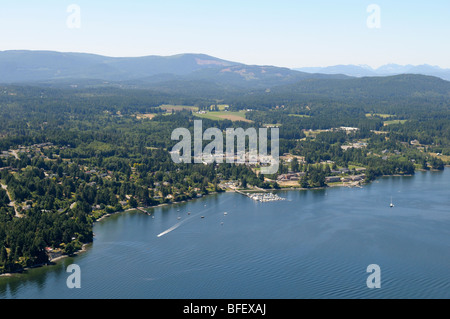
left=0, top=244, right=89, bottom=278
left=96, top=192, right=221, bottom=222
left=1, top=192, right=224, bottom=277
left=1, top=168, right=445, bottom=277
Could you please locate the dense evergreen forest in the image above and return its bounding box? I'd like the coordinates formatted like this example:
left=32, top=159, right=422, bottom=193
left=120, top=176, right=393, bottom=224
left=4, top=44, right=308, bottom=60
left=0, top=77, right=448, bottom=273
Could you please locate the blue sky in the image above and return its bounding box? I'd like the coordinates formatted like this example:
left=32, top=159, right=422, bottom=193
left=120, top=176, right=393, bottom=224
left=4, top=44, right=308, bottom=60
left=1, top=0, right=449, bottom=68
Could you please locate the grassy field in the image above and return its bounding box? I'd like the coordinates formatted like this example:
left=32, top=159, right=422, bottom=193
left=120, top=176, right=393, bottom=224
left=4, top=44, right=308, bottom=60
left=136, top=106, right=252, bottom=123
left=366, top=113, right=394, bottom=119
left=429, top=152, right=450, bottom=164
left=303, top=129, right=331, bottom=137
left=289, top=114, right=311, bottom=118
left=213, top=104, right=230, bottom=111
left=160, top=104, right=199, bottom=112
left=135, top=113, right=157, bottom=120
left=263, top=123, right=282, bottom=127
left=365, top=113, right=408, bottom=126
left=136, top=104, right=198, bottom=120
left=194, top=111, right=253, bottom=123
left=384, top=120, right=408, bottom=126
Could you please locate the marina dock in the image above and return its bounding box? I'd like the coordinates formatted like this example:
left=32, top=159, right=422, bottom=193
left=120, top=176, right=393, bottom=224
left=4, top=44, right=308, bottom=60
left=234, top=189, right=286, bottom=202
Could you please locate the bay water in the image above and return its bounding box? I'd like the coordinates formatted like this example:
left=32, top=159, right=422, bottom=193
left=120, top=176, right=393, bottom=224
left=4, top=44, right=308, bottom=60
left=1, top=170, right=449, bottom=299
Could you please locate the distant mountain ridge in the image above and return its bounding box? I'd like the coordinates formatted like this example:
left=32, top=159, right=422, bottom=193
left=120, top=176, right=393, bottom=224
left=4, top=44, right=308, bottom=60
left=0, top=50, right=348, bottom=89
left=1, top=50, right=449, bottom=98
left=0, top=50, right=240, bottom=82
left=294, top=64, right=450, bottom=81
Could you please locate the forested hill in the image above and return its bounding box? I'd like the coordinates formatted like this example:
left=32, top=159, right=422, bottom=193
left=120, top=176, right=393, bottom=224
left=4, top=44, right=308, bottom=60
left=227, top=74, right=450, bottom=117
left=268, top=74, right=450, bottom=99
left=0, top=50, right=347, bottom=90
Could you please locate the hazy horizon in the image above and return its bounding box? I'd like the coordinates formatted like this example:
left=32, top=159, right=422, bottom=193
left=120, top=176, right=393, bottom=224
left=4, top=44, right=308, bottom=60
left=1, top=49, right=448, bottom=72
left=0, top=1, right=449, bottom=69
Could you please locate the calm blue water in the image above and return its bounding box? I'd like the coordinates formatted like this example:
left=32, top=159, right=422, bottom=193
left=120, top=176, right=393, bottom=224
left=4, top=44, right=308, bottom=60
left=1, top=170, right=449, bottom=299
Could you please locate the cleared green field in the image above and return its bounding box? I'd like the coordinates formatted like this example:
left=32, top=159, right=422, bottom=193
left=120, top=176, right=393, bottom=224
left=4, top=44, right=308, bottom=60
left=194, top=111, right=252, bottom=123
left=263, top=123, right=282, bottom=127
left=384, top=120, right=408, bottom=126
left=135, top=113, right=157, bottom=120
left=366, top=113, right=393, bottom=119
left=289, top=114, right=311, bottom=118
left=211, top=104, right=230, bottom=111
left=160, top=104, right=199, bottom=112
left=303, top=129, right=331, bottom=137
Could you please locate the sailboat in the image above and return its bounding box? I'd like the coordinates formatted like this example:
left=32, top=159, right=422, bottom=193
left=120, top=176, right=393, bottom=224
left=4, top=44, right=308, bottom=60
left=390, top=197, right=395, bottom=208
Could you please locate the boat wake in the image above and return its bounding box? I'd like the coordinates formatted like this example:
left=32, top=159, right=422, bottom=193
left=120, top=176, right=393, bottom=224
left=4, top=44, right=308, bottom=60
left=157, top=196, right=235, bottom=238
left=156, top=211, right=203, bottom=238
left=157, top=222, right=182, bottom=238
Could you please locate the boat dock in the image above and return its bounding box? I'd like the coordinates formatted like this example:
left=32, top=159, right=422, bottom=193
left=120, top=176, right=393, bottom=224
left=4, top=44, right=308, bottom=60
left=247, top=192, right=286, bottom=202
left=136, top=207, right=151, bottom=215
left=234, top=189, right=285, bottom=202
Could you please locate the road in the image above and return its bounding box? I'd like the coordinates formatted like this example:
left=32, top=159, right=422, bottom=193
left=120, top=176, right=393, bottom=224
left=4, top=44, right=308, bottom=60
left=1, top=182, right=22, bottom=218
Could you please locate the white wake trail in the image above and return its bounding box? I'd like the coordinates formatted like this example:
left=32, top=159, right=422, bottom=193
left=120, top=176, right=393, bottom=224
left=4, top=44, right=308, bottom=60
left=157, top=222, right=183, bottom=237
left=156, top=198, right=231, bottom=238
